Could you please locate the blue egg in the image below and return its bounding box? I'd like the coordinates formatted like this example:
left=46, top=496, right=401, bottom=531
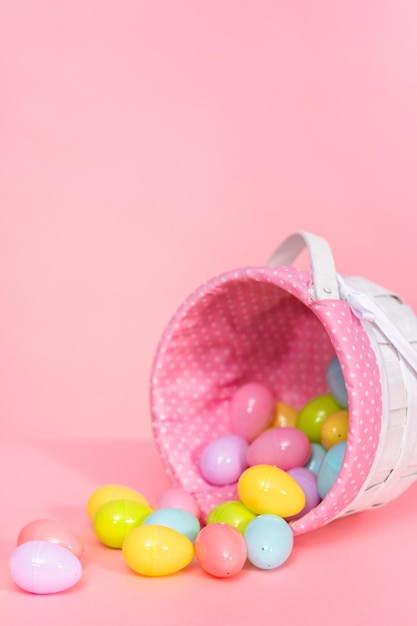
left=326, top=356, right=348, bottom=408
left=143, top=508, right=201, bottom=543
left=304, top=443, right=327, bottom=476
left=317, top=441, right=347, bottom=498
left=244, top=514, right=293, bottom=570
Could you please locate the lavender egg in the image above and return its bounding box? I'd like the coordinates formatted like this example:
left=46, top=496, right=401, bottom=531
left=9, top=540, right=82, bottom=594
left=199, top=434, right=248, bottom=486
left=286, top=467, right=321, bottom=520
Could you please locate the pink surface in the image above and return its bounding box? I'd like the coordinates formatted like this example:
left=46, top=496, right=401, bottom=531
left=2, top=0, right=417, bottom=443
left=2, top=438, right=417, bottom=625
left=2, top=1, right=417, bottom=624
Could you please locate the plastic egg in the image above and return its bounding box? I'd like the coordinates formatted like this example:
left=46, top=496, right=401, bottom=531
left=17, top=519, right=84, bottom=560
left=304, top=442, right=327, bottom=475
left=230, top=382, right=275, bottom=442
left=270, top=401, right=298, bottom=428
left=286, top=467, right=321, bottom=520
left=317, top=441, right=347, bottom=498
left=87, top=484, right=149, bottom=521
left=246, top=426, right=311, bottom=470
left=326, top=356, right=348, bottom=408
left=206, top=500, right=257, bottom=534
left=122, top=524, right=194, bottom=576
left=296, top=393, right=343, bottom=443
left=93, top=499, right=153, bottom=548
left=143, top=508, right=200, bottom=543
left=199, top=434, right=248, bottom=486
left=194, top=523, right=247, bottom=578
left=244, top=514, right=293, bottom=570
left=9, top=540, right=83, bottom=594
left=320, top=410, right=349, bottom=449
left=237, top=464, right=305, bottom=517
left=155, top=487, right=200, bottom=518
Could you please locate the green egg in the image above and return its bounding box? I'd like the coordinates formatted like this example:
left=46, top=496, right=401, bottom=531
left=296, top=393, right=343, bottom=443
left=93, top=499, right=153, bottom=548
left=206, top=500, right=257, bottom=534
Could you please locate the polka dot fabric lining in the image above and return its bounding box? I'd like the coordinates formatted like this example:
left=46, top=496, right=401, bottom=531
left=150, top=266, right=382, bottom=535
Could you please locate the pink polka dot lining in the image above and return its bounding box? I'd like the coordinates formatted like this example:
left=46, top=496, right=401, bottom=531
left=150, top=266, right=382, bottom=534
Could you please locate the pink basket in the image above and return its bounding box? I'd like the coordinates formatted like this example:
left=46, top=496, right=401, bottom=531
left=150, top=232, right=417, bottom=534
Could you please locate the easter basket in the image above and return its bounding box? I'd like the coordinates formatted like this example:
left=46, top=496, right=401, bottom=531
left=150, top=231, right=417, bottom=534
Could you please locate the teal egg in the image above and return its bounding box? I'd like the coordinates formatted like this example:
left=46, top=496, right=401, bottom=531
left=244, top=514, right=293, bottom=570
left=326, top=356, right=348, bottom=408
left=317, top=441, right=347, bottom=498
left=143, top=508, right=201, bottom=543
left=305, top=443, right=327, bottom=476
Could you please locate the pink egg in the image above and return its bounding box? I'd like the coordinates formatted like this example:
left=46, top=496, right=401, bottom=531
left=246, top=427, right=311, bottom=470
left=194, top=523, right=247, bottom=578
left=155, top=487, right=200, bottom=519
left=230, top=382, right=275, bottom=442
left=10, top=540, right=83, bottom=594
left=286, top=467, right=321, bottom=521
left=17, top=519, right=84, bottom=559
left=199, top=435, right=248, bottom=486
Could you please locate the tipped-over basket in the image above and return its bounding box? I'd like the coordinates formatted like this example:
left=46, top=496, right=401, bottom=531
left=150, top=232, right=417, bottom=534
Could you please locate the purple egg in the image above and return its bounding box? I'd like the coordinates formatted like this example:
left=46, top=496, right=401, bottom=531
left=246, top=427, right=311, bottom=470
left=199, top=435, right=248, bottom=486
left=286, top=467, right=321, bottom=521
left=9, top=540, right=83, bottom=594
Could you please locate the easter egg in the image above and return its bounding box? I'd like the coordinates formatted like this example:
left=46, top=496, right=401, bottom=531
left=246, top=426, right=311, bottom=470
left=286, top=467, right=321, bottom=520
left=122, top=524, right=194, bottom=576
left=244, top=514, right=293, bottom=569
left=296, top=393, right=343, bottom=443
left=326, top=356, right=348, bottom=408
left=17, top=519, right=84, bottom=559
left=155, top=487, right=200, bottom=518
left=87, top=484, right=149, bottom=521
left=237, top=464, right=305, bottom=517
left=304, top=443, right=327, bottom=475
left=270, top=401, right=298, bottom=428
left=143, top=508, right=200, bottom=543
left=93, top=499, right=153, bottom=548
left=230, top=382, right=275, bottom=442
left=199, top=434, right=248, bottom=486
left=320, top=410, right=349, bottom=449
left=317, top=441, right=347, bottom=498
left=206, top=500, right=257, bottom=534
left=9, top=540, right=82, bottom=594
left=194, top=523, right=247, bottom=578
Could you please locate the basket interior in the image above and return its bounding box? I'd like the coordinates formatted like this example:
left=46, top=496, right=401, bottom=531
left=151, top=266, right=382, bottom=533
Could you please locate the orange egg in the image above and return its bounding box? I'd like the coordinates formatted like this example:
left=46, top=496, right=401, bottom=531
left=320, top=410, right=349, bottom=449
left=270, top=401, right=298, bottom=429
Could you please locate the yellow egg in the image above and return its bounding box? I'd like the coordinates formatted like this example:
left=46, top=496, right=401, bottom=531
left=122, top=524, right=194, bottom=576
left=87, top=484, right=149, bottom=521
left=320, top=410, right=349, bottom=450
left=270, top=401, right=298, bottom=429
left=237, top=464, right=305, bottom=517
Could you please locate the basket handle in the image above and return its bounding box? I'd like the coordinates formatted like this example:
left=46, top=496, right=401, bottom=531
left=267, top=231, right=340, bottom=301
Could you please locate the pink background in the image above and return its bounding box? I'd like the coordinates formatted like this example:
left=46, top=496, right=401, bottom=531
left=2, top=1, right=417, bottom=624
